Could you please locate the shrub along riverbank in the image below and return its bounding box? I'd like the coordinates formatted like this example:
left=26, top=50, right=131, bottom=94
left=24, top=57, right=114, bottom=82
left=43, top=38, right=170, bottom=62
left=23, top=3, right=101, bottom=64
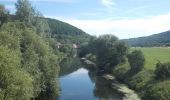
left=79, top=35, right=170, bottom=100
left=112, top=62, right=170, bottom=100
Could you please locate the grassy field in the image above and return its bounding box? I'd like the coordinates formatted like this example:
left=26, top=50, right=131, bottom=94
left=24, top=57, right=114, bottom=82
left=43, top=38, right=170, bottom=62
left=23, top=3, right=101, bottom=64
left=131, top=47, right=170, bottom=70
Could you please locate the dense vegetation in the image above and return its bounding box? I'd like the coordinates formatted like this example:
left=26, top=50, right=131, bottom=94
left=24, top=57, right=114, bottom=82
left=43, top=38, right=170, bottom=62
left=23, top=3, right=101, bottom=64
left=46, top=18, right=91, bottom=44
left=79, top=35, right=170, bottom=100
left=0, top=0, right=90, bottom=99
left=123, top=31, right=170, bottom=47
left=79, top=34, right=128, bottom=73
left=127, top=50, right=145, bottom=72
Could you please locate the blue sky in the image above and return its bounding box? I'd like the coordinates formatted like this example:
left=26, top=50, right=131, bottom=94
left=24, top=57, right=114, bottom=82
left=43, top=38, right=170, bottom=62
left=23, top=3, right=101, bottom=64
left=1, top=0, right=170, bottom=39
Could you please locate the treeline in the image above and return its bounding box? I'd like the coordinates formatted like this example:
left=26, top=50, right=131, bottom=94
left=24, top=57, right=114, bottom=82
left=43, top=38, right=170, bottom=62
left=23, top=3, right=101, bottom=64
left=123, top=30, right=170, bottom=47
left=79, top=34, right=170, bottom=100
left=46, top=18, right=91, bottom=44
left=0, top=0, right=64, bottom=99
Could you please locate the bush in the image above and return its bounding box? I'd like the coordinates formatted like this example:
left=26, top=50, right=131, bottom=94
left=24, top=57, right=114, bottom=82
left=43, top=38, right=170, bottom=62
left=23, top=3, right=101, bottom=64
left=112, top=63, right=130, bottom=80
left=144, top=80, right=170, bottom=100
left=155, top=62, right=170, bottom=79
left=127, top=50, right=145, bottom=72
left=128, top=69, right=154, bottom=90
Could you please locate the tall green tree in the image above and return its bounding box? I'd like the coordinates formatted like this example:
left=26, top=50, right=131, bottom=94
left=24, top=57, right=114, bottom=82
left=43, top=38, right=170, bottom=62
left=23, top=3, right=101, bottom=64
left=127, top=50, right=145, bottom=72
left=15, top=0, right=35, bottom=24
left=155, top=62, right=170, bottom=79
left=87, top=34, right=128, bottom=72
left=0, top=5, right=9, bottom=25
left=15, top=0, right=51, bottom=37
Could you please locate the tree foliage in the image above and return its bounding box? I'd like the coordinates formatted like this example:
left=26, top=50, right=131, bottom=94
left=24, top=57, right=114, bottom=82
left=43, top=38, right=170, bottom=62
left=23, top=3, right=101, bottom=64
left=0, top=21, right=63, bottom=99
left=81, top=34, right=128, bottom=72
left=144, top=80, right=170, bottom=100
left=155, top=62, right=170, bottom=79
left=0, top=29, right=33, bottom=100
left=0, top=0, right=63, bottom=99
left=127, top=50, right=145, bottom=72
left=0, top=5, right=9, bottom=25
left=15, top=0, right=35, bottom=24
left=46, top=18, right=91, bottom=44
left=0, top=0, right=91, bottom=99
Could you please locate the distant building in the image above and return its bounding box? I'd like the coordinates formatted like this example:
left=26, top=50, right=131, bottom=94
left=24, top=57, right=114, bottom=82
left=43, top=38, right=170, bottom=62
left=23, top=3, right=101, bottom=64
left=57, top=42, right=62, bottom=49
left=73, top=44, right=78, bottom=49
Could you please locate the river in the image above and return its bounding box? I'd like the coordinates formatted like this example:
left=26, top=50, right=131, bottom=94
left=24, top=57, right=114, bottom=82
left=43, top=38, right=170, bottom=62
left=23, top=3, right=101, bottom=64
left=59, top=68, right=123, bottom=100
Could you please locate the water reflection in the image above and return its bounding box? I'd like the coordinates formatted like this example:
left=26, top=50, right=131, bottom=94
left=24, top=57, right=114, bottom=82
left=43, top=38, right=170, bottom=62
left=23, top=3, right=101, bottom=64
left=59, top=68, right=123, bottom=100
left=88, top=71, right=123, bottom=100
left=59, top=58, right=83, bottom=76
left=59, top=68, right=96, bottom=100
left=37, top=56, right=123, bottom=100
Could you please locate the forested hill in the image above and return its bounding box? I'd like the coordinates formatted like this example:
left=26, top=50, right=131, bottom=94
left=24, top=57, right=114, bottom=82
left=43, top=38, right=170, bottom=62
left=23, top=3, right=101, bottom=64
left=46, top=18, right=86, bottom=36
left=123, top=31, right=170, bottom=47
left=46, top=18, right=91, bottom=44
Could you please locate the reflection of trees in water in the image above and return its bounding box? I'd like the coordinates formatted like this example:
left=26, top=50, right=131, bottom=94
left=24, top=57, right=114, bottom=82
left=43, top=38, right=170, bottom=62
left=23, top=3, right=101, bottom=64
left=88, top=71, right=96, bottom=83
left=35, top=92, right=59, bottom=100
left=36, top=58, right=82, bottom=100
left=88, top=71, right=123, bottom=100
left=59, top=57, right=83, bottom=76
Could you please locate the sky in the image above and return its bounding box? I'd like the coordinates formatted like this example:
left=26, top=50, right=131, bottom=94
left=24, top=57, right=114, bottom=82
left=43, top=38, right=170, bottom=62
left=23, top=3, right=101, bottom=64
left=1, top=0, right=170, bottom=39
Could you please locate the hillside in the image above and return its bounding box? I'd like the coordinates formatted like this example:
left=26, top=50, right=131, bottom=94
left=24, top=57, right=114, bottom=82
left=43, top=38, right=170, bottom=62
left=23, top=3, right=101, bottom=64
left=123, top=31, right=170, bottom=46
left=46, top=18, right=91, bottom=44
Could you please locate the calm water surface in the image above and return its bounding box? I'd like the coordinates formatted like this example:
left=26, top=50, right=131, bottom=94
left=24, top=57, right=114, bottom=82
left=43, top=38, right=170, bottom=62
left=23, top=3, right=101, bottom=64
left=59, top=68, right=123, bottom=100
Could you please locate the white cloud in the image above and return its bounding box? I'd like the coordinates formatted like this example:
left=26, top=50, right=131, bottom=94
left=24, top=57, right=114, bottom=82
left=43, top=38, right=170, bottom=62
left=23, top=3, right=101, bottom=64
left=47, top=13, right=170, bottom=39
left=101, top=0, right=117, bottom=15
left=101, top=0, right=115, bottom=8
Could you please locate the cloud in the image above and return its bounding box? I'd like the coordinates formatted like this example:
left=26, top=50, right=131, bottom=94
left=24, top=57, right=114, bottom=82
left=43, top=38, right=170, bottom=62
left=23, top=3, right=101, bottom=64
left=46, top=13, right=170, bottom=39
left=100, top=0, right=117, bottom=15
left=101, top=0, right=115, bottom=8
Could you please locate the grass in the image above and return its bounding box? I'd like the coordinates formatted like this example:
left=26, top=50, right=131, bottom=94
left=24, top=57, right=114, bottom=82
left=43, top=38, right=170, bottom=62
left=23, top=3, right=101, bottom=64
left=130, top=47, right=170, bottom=70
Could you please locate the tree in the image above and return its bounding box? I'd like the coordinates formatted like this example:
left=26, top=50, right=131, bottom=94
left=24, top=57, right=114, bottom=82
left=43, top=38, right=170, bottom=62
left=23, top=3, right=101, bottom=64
left=0, top=21, right=62, bottom=99
left=155, top=62, right=170, bottom=79
left=15, top=0, right=51, bottom=37
left=15, top=0, right=35, bottom=24
left=88, top=34, right=128, bottom=72
left=0, top=46, right=33, bottom=100
left=127, top=50, right=145, bottom=72
left=0, top=5, right=9, bottom=25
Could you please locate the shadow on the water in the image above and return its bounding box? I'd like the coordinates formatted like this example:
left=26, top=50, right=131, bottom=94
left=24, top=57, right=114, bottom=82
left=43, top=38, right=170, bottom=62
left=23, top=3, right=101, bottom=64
left=59, top=57, right=83, bottom=77
left=88, top=71, right=123, bottom=100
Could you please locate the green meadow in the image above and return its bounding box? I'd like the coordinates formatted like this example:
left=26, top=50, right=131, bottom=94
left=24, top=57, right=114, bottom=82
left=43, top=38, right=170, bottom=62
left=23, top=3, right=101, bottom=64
left=131, top=47, right=170, bottom=70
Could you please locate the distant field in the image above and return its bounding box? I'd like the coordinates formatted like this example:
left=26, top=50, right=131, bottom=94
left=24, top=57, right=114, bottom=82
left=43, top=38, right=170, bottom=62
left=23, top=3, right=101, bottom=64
left=130, top=47, right=170, bottom=70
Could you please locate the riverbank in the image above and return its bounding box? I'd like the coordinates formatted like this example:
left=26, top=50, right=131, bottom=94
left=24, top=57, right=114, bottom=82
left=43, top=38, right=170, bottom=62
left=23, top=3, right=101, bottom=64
left=112, top=63, right=170, bottom=100
left=81, top=58, right=141, bottom=100
left=103, top=74, right=140, bottom=100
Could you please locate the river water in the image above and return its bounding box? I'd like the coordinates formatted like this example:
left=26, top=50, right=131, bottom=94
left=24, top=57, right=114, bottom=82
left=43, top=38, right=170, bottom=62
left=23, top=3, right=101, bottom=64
left=59, top=68, right=123, bottom=100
